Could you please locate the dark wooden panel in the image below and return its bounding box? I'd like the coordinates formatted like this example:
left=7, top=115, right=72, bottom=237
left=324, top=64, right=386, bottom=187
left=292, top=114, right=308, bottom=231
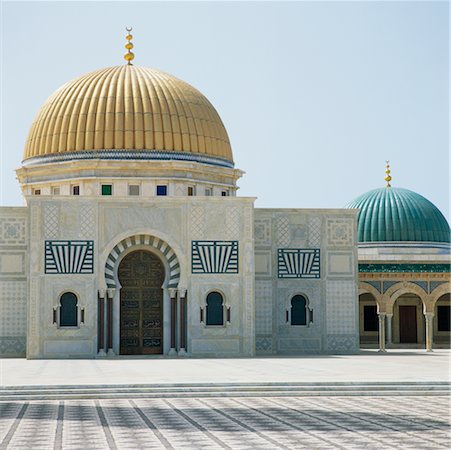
left=119, top=250, right=165, bottom=355
left=399, top=305, right=417, bottom=343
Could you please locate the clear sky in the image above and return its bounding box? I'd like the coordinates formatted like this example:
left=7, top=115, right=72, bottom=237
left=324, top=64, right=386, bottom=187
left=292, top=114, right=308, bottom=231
left=1, top=1, right=449, bottom=219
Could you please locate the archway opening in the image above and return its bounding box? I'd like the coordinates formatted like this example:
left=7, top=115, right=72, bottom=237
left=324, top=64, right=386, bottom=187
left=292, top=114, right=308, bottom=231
left=118, top=250, right=165, bottom=355
left=434, top=293, right=451, bottom=349
left=291, top=295, right=308, bottom=326
left=359, top=293, right=378, bottom=347
left=60, top=292, right=78, bottom=327
left=393, top=294, right=424, bottom=345
left=206, top=292, right=224, bottom=326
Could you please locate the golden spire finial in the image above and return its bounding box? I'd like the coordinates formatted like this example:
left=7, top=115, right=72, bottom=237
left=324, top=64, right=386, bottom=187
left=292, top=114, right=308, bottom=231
left=124, top=27, right=135, bottom=65
left=385, top=160, right=392, bottom=187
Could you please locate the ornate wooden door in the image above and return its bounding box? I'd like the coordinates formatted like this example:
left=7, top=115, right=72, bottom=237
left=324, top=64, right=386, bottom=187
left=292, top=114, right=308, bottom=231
left=119, top=250, right=165, bottom=355
left=399, top=305, right=417, bottom=343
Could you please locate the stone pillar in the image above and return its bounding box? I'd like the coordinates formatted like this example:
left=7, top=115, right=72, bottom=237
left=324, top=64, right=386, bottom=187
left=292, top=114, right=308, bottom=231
left=386, top=313, right=393, bottom=346
left=168, top=288, right=178, bottom=356
left=178, top=289, right=187, bottom=356
left=106, top=288, right=115, bottom=356
left=97, top=289, right=106, bottom=357
left=378, top=313, right=386, bottom=352
left=425, top=313, right=434, bottom=352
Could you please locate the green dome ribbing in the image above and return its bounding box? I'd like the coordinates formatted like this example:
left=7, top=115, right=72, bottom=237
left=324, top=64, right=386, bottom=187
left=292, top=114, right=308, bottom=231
left=346, top=187, right=450, bottom=243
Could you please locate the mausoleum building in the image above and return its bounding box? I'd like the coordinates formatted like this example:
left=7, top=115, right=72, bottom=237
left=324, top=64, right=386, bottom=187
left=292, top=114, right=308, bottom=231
left=0, top=35, right=448, bottom=358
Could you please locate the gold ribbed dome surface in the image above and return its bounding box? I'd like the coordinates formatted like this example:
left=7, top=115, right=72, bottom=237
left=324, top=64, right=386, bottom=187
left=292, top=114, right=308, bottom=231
left=24, top=65, right=233, bottom=163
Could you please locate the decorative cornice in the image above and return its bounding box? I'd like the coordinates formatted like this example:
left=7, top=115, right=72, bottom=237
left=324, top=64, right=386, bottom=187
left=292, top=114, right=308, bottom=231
left=22, top=150, right=235, bottom=169
left=358, top=242, right=451, bottom=250
left=359, top=263, right=451, bottom=273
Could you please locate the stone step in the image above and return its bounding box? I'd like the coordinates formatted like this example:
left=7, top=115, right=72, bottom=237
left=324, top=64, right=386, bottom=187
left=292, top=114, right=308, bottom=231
left=4, top=381, right=450, bottom=390
left=0, top=382, right=449, bottom=400
left=1, top=390, right=450, bottom=401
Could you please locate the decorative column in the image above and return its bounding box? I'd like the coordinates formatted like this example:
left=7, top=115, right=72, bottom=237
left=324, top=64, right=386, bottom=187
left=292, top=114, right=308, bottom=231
left=378, top=313, right=386, bottom=352
left=168, top=288, right=178, bottom=356
left=97, top=289, right=107, bottom=356
left=425, top=313, right=434, bottom=352
left=106, top=288, right=116, bottom=356
left=386, top=313, right=393, bottom=347
left=178, top=288, right=187, bottom=356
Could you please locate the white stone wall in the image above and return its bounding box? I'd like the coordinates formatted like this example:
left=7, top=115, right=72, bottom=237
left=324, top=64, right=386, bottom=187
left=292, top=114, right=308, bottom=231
left=26, top=199, right=99, bottom=358
left=3, top=198, right=357, bottom=359
left=25, top=195, right=255, bottom=358
left=254, top=209, right=359, bottom=354
left=0, top=207, right=28, bottom=356
left=187, top=200, right=255, bottom=356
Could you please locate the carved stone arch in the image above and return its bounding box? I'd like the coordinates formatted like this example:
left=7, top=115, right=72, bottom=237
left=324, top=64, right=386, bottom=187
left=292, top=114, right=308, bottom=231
left=285, top=291, right=311, bottom=309
left=384, top=281, right=428, bottom=310
left=359, top=282, right=382, bottom=299
left=104, top=234, right=180, bottom=289
left=428, top=282, right=451, bottom=307
left=358, top=282, right=384, bottom=313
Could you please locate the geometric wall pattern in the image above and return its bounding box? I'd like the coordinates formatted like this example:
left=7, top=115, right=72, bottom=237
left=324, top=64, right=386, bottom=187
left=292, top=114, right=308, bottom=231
left=105, top=235, right=180, bottom=288
left=45, top=240, right=94, bottom=274
left=255, top=280, right=273, bottom=334
left=327, top=218, right=354, bottom=246
left=326, top=280, right=357, bottom=334
left=255, top=277, right=273, bottom=354
left=226, top=207, right=239, bottom=239
left=326, top=334, right=357, bottom=352
left=278, top=249, right=320, bottom=278
left=79, top=204, right=96, bottom=238
left=277, top=217, right=290, bottom=246
left=0, top=337, right=26, bottom=356
left=308, top=217, right=321, bottom=247
left=0, top=281, right=27, bottom=335
left=0, top=217, right=26, bottom=245
left=254, top=219, right=271, bottom=246
left=44, top=204, right=59, bottom=239
left=192, top=241, right=238, bottom=274
left=190, top=206, right=205, bottom=239
left=0, top=212, right=28, bottom=357
left=255, top=337, right=273, bottom=353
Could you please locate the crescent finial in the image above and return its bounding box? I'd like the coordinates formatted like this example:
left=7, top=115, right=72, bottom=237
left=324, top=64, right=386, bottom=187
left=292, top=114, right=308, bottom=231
left=124, top=27, right=135, bottom=65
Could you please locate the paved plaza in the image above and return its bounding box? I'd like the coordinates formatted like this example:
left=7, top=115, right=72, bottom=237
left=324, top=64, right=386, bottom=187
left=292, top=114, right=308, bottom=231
left=1, top=350, right=449, bottom=387
left=0, top=351, right=449, bottom=449
left=0, top=395, right=450, bottom=449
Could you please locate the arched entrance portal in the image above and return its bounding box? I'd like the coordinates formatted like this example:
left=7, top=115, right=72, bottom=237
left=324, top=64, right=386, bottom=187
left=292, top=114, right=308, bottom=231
left=118, top=250, right=165, bottom=355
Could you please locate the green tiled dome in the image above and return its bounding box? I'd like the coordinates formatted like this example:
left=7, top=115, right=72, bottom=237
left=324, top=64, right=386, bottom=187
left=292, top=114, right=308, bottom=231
left=346, top=187, right=450, bottom=243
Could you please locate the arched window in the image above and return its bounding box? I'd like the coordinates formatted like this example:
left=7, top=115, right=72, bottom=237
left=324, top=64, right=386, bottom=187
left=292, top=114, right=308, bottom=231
left=60, top=292, right=78, bottom=327
left=206, top=292, right=224, bottom=326
left=291, top=295, right=307, bottom=326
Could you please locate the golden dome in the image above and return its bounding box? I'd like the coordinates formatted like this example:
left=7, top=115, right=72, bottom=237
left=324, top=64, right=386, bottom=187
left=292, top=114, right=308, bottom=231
left=23, top=65, right=233, bottom=165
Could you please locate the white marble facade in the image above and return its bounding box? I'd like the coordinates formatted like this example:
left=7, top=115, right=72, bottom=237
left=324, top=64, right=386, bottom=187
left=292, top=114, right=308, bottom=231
left=254, top=210, right=359, bottom=355
left=0, top=208, right=28, bottom=356
left=0, top=199, right=360, bottom=358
